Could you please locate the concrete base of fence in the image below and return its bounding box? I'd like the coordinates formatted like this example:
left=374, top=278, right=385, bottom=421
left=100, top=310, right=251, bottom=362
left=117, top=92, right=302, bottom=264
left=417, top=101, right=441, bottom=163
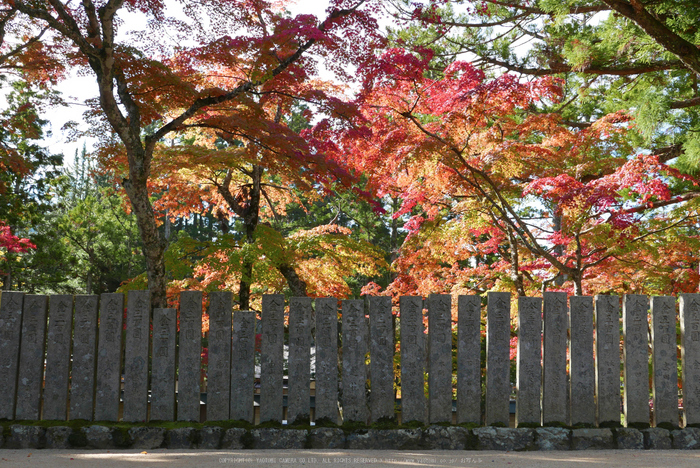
left=2, top=424, right=700, bottom=450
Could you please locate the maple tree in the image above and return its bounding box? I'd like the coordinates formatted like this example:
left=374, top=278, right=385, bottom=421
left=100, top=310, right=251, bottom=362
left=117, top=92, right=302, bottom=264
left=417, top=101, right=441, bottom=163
left=329, top=47, right=700, bottom=298
left=5, top=0, right=384, bottom=306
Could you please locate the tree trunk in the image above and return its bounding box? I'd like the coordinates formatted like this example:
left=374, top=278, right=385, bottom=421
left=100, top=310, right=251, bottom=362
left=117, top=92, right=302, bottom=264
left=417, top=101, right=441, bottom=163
left=279, top=264, right=308, bottom=296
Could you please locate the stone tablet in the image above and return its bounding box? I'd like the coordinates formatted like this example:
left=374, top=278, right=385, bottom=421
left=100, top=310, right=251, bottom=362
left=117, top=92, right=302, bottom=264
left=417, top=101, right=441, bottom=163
left=400, top=296, right=427, bottom=424
left=95, top=293, right=124, bottom=421
left=44, top=295, right=74, bottom=420
left=594, top=295, right=621, bottom=426
left=542, top=291, right=567, bottom=425
left=680, top=294, right=700, bottom=426
left=260, top=294, right=284, bottom=423
left=623, top=294, right=650, bottom=427
left=457, top=295, right=482, bottom=424
left=207, top=291, right=232, bottom=421
left=569, top=296, right=595, bottom=426
left=151, top=308, right=177, bottom=421
left=314, top=297, right=339, bottom=423
left=230, top=310, right=255, bottom=422
left=428, top=294, right=452, bottom=423
left=651, top=296, right=678, bottom=427
left=486, top=292, right=511, bottom=426
left=70, top=295, right=99, bottom=420
left=15, top=295, right=48, bottom=420
left=342, top=299, right=368, bottom=423
left=369, top=296, right=394, bottom=422
left=516, top=296, right=542, bottom=427
left=123, top=290, right=151, bottom=422
left=178, top=291, right=202, bottom=421
left=0, top=291, right=24, bottom=419
left=287, top=297, right=312, bottom=424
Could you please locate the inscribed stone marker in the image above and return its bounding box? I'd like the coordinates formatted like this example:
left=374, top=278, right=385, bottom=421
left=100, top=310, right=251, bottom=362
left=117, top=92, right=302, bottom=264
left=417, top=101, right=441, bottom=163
left=569, top=296, right=595, bottom=426
left=95, top=293, right=124, bottom=421
left=260, top=294, right=284, bottom=423
left=0, top=291, right=24, bottom=419
left=651, top=296, right=678, bottom=427
left=457, top=295, right=481, bottom=424
left=400, top=296, right=427, bottom=424
left=486, top=291, right=511, bottom=426
left=516, top=296, right=542, bottom=427
left=123, top=290, right=151, bottom=422
left=369, top=296, right=394, bottom=422
left=542, top=291, right=568, bottom=425
left=178, top=291, right=202, bottom=421
left=428, top=294, right=452, bottom=423
left=230, top=310, right=255, bottom=422
left=594, top=295, right=621, bottom=426
left=680, top=294, right=700, bottom=426
left=15, top=295, right=48, bottom=420
left=151, top=308, right=177, bottom=421
left=70, top=295, right=99, bottom=420
left=314, top=297, right=339, bottom=423
left=207, top=291, right=232, bottom=420
left=623, top=294, right=650, bottom=427
left=44, top=295, right=75, bottom=420
left=287, top=297, right=312, bottom=424
left=342, top=299, right=368, bottom=423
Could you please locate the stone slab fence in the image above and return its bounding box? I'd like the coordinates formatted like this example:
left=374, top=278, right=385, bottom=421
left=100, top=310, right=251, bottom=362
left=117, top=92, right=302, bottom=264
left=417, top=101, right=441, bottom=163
left=0, top=291, right=698, bottom=440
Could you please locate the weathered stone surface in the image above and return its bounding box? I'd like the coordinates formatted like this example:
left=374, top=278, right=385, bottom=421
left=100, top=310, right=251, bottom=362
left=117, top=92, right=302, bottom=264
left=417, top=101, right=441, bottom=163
left=0, top=291, right=24, bottom=419
left=517, top=296, right=542, bottom=427
left=623, top=295, right=650, bottom=427
left=129, top=427, right=166, bottom=449
left=651, top=296, right=679, bottom=428
left=82, top=425, right=114, bottom=449
left=642, top=427, right=672, bottom=449
left=423, top=425, right=469, bottom=450
left=595, top=295, right=621, bottom=426
left=260, top=294, right=284, bottom=423
left=231, top=310, right=255, bottom=422
left=15, top=295, right=47, bottom=420
left=457, top=295, right=482, bottom=425
left=95, top=293, right=124, bottom=421
left=486, top=292, right=511, bottom=426
left=178, top=291, right=203, bottom=422
left=680, top=294, right=700, bottom=426
left=309, top=428, right=346, bottom=449
left=535, top=427, right=570, bottom=451
left=207, top=291, right=232, bottom=421
left=198, top=426, right=223, bottom=449
left=672, top=427, right=700, bottom=449
left=616, top=427, right=643, bottom=449
left=288, top=297, right=312, bottom=424
left=221, top=427, right=247, bottom=449
left=315, top=298, right=339, bottom=424
left=70, top=295, right=98, bottom=420
left=474, top=427, right=534, bottom=451
left=428, top=294, right=452, bottom=423
left=346, top=429, right=423, bottom=450
left=369, top=296, right=394, bottom=423
left=542, top=292, right=568, bottom=425
left=569, top=296, right=595, bottom=426
left=400, top=296, right=426, bottom=424
left=123, top=290, right=151, bottom=422
left=342, top=299, right=368, bottom=423
left=151, top=308, right=177, bottom=421
left=45, top=426, right=72, bottom=449
left=166, top=427, right=197, bottom=449
left=251, top=428, right=307, bottom=449
left=571, top=428, right=614, bottom=450
left=43, top=295, right=74, bottom=420
left=8, top=425, right=45, bottom=449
